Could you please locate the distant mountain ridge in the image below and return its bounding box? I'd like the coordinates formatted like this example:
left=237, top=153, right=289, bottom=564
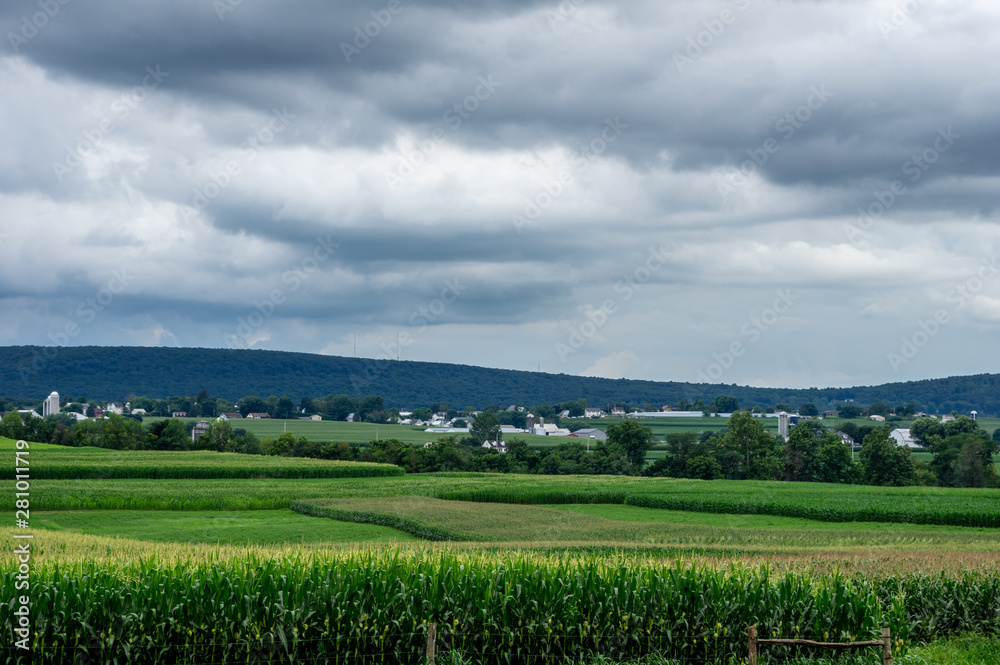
left=0, top=345, right=996, bottom=415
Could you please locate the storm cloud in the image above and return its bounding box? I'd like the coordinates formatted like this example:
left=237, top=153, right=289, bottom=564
left=1, top=0, right=998, bottom=390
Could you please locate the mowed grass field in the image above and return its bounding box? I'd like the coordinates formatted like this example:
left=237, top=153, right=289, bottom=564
left=4, top=436, right=1000, bottom=664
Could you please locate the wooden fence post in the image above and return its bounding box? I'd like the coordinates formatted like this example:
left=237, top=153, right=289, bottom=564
left=881, top=627, right=892, bottom=665
left=426, top=622, right=437, bottom=665
left=748, top=625, right=757, bottom=665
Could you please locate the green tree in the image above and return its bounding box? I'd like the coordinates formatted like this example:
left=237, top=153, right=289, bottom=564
left=722, top=412, right=779, bottom=480
left=130, top=396, right=154, bottom=412
left=860, top=428, right=915, bottom=486
left=685, top=454, right=723, bottom=480
left=238, top=395, right=267, bottom=417
left=470, top=411, right=501, bottom=446
left=100, top=413, right=147, bottom=450
left=322, top=395, right=359, bottom=421
left=782, top=423, right=820, bottom=482
left=0, top=412, right=26, bottom=441
left=867, top=402, right=892, bottom=417
left=275, top=395, right=296, bottom=420
left=837, top=404, right=863, bottom=419
left=814, top=435, right=856, bottom=484
left=359, top=395, right=386, bottom=422
left=799, top=403, right=819, bottom=417
left=951, top=437, right=998, bottom=488
left=146, top=419, right=189, bottom=451
left=606, top=419, right=655, bottom=468
left=200, top=419, right=236, bottom=452
left=713, top=395, right=740, bottom=413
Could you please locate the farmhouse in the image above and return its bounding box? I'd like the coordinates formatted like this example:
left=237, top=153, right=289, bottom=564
left=246, top=412, right=270, bottom=419
left=584, top=408, right=603, bottom=418
left=171, top=411, right=187, bottom=418
left=836, top=432, right=855, bottom=446
left=869, top=415, right=885, bottom=422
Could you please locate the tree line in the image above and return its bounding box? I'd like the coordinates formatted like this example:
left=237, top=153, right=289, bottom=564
left=3, top=407, right=995, bottom=488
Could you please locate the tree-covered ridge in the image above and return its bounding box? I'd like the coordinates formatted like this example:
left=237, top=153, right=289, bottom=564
left=1, top=345, right=998, bottom=415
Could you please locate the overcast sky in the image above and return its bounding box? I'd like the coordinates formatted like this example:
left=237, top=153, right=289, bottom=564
left=1, top=0, right=998, bottom=390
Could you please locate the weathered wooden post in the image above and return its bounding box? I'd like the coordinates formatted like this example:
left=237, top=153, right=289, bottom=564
left=426, top=622, right=437, bottom=665
left=881, top=627, right=892, bottom=665
left=748, top=625, right=758, bottom=665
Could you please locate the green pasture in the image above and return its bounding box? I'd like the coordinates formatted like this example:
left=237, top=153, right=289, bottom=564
left=32, top=509, right=418, bottom=545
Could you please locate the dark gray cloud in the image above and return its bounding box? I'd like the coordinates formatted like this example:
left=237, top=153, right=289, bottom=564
left=1, top=0, right=999, bottom=389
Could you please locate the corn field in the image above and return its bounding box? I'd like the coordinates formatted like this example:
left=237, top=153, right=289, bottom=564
left=3, top=549, right=999, bottom=664
left=0, top=450, right=404, bottom=480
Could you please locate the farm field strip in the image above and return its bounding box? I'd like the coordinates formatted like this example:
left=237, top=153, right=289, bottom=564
left=1, top=448, right=404, bottom=479
left=31, top=509, right=419, bottom=544
left=5, top=474, right=1000, bottom=528
left=4, top=541, right=999, bottom=664
left=291, top=496, right=1000, bottom=551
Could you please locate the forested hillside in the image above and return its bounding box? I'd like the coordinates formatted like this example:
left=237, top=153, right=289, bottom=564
left=0, top=345, right=997, bottom=414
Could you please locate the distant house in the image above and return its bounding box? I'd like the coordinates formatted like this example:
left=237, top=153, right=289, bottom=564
left=105, top=402, right=125, bottom=415
left=869, top=415, right=885, bottom=422
left=296, top=414, right=322, bottom=421
left=246, top=413, right=270, bottom=419
left=558, top=410, right=570, bottom=418
left=585, top=408, right=603, bottom=418
left=192, top=420, right=210, bottom=443
left=482, top=440, right=507, bottom=453
left=836, top=432, right=855, bottom=446
left=824, top=411, right=837, bottom=417
left=890, top=428, right=918, bottom=448
left=131, top=408, right=147, bottom=415
left=611, top=408, right=626, bottom=416
left=171, top=411, right=187, bottom=418
left=220, top=412, right=243, bottom=420
left=346, top=413, right=355, bottom=422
